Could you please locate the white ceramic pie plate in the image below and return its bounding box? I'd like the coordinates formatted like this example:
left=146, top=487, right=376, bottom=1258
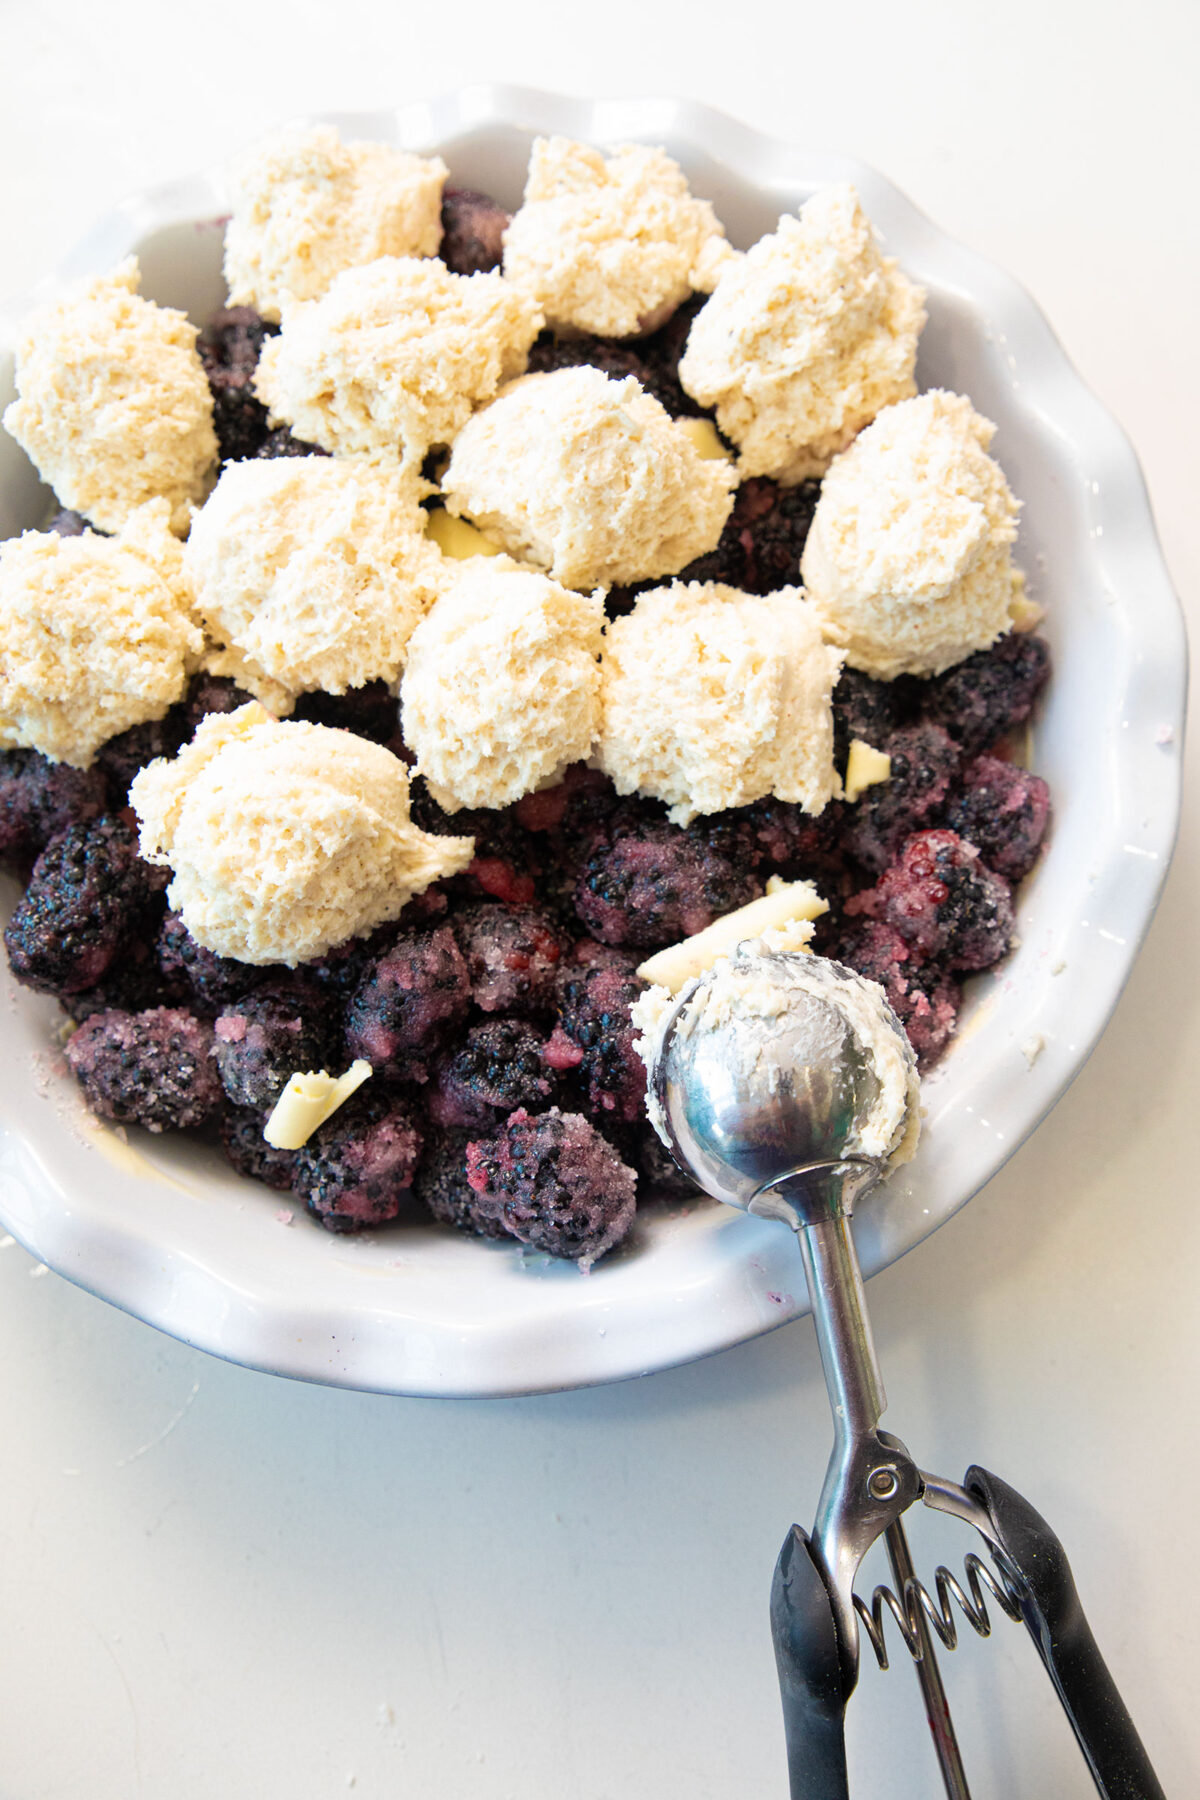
left=0, top=89, right=1185, bottom=1396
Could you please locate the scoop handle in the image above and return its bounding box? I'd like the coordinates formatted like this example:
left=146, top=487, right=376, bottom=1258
left=965, top=1466, right=1166, bottom=1800
left=770, top=1523, right=852, bottom=1800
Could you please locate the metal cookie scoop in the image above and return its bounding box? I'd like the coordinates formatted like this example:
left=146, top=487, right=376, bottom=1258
left=648, top=951, right=1165, bottom=1800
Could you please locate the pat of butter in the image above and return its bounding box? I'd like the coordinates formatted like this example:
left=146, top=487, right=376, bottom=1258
left=844, top=738, right=891, bottom=803
left=424, top=507, right=503, bottom=560
left=264, top=1059, right=374, bottom=1151
left=675, top=416, right=732, bottom=461
left=636, top=879, right=827, bottom=994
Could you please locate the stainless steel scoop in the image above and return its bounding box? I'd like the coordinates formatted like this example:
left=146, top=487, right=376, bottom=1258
left=647, top=952, right=1165, bottom=1800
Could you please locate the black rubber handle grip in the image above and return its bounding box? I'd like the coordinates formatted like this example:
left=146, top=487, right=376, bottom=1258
left=965, top=1466, right=1166, bottom=1800
left=770, top=1524, right=853, bottom=1800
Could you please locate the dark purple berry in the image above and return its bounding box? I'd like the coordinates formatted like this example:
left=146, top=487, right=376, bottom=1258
left=292, top=1087, right=422, bottom=1232
left=843, top=723, right=962, bottom=873
left=174, top=673, right=256, bottom=740
left=0, top=750, right=106, bottom=863
left=845, top=829, right=1015, bottom=972
left=413, top=1127, right=507, bottom=1237
left=465, top=1107, right=637, bottom=1266
left=65, top=1006, right=223, bottom=1132
left=574, top=813, right=759, bottom=948
left=220, top=1107, right=300, bottom=1191
left=197, top=305, right=278, bottom=463
left=943, top=755, right=1050, bottom=883
left=344, top=926, right=471, bottom=1077
left=213, top=985, right=339, bottom=1112
left=95, top=714, right=187, bottom=807
left=4, top=816, right=167, bottom=997
left=553, top=941, right=646, bottom=1124
left=426, top=1019, right=559, bottom=1130
left=440, top=186, right=511, bottom=275
left=836, top=919, right=961, bottom=1067
left=922, top=632, right=1050, bottom=757
left=832, top=667, right=920, bottom=767
left=291, top=681, right=399, bottom=745
left=452, top=902, right=567, bottom=1016
left=157, top=911, right=265, bottom=1015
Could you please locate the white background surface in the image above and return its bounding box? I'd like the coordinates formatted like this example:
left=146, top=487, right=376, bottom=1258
left=0, top=3, right=1197, bottom=1796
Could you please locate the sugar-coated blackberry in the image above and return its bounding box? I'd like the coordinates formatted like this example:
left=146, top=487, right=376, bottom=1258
left=408, top=777, right=541, bottom=906
left=175, top=673, right=256, bottom=740
left=675, top=477, right=820, bottom=594
left=414, top=1127, right=508, bottom=1237
left=734, top=795, right=849, bottom=884
left=292, top=681, right=399, bottom=745
left=427, top=1019, right=559, bottom=1130
left=157, top=911, right=265, bottom=1015
left=5, top=816, right=167, bottom=997
left=465, top=1107, right=637, bottom=1266
left=922, top=632, right=1051, bottom=757
left=832, top=667, right=921, bottom=768
left=843, top=723, right=962, bottom=873
left=574, top=813, right=760, bottom=948
left=344, top=925, right=471, bottom=1077
left=439, top=186, right=511, bottom=275
left=452, top=902, right=567, bottom=1016
left=0, top=750, right=106, bottom=863
left=292, top=1087, right=423, bottom=1232
left=846, top=829, right=1015, bottom=972
left=65, top=1007, right=223, bottom=1132
left=213, top=985, right=339, bottom=1112
left=197, top=305, right=278, bottom=463
left=256, top=427, right=329, bottom=460
left=220, top=1107, right=299, bottom=1192
left=526, top=332, right=687, bottom=417
left=836, top=919, right=962, bottom=1067
left=95, top=713, right=187, bottom=806
left=944, top=755, right=1050, bottom=883
left=553, top=941, right=646, bottom=1124
left=515, top=764, right=622, bottom=857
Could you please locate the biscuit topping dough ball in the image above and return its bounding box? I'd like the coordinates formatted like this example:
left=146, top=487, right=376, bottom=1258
left=800, top=391, right=1024, bottom=679
left=597, top=581, right=842, bottom=825
left=679, top=184, right=925, bottom=483
left=441, top=367, right=737, bottom=591
left=185, top=455, right=440, bottom=701
left=3, top=258, right=217, bottom=534
left=223, top=124, right=447, bottom=322
left=131, top=703, right=475, bottom=966
left=502, top=136, right=735, bottom=339
left=253, top=257, right=543, bottom=469
left=401, top=560, right=603, bottom=812
left=0, top=500, right=202, bottom=767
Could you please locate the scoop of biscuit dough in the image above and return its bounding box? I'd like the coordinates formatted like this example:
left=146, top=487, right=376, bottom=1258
left=0, top=500, right=202, bottom=767
left=401, top=559, right=604, bottom=812
left=679, top=184, right=925, bottom=483
left=3, top=258, right=217, bottom=534
left=223, top=123, right=447, bottom=322
left=800, top=390, right=1024, bottom=678
left=185, top=455, right=441, bottom=700
left=597, top=580, right=842, bottom=824
left=440, top=366, right=737, bottom=591
left=502, top=135, right=735, bottom=338
left=132, top=703, right=474, bottom=966
left=254, top=256, right=543, bottom=469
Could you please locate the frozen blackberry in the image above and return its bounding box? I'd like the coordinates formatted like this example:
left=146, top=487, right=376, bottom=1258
left=944, top=755, right=1050, bottom=883
left=427, top=1019, right=559, bottom=1130
left=220, top=1107, right=300, bottom=1192
left=292, top=1087, right=423, bottom=1232
left=65, top=1006, right=223, bottom=1133
left=291, top=681, right=399, bottom=745
left=5, top=816, right=167, bottom=997
left=409, top=778, right=541, bottom=906
left=836, top=919, right=962, bottom=1067
left=0, top=749, right=106, bottom=863
left=526, top=332, right=685, bottom=416
left=832, top=667, right=921, bottom=767
left=414, top=1127, right=507, bottom=1237
left=197, top=305, right=278, bottom=463
left=515, top=764, right=622, bottom=857
left=553, top=941, right=646, bottom=1124
left=213, top=985, right=339, bottom=1112
left=301, top=918, right=423, bottom=1000
left=256, top=427, right=329, bottom=460
left=675, top=477, right=819, bottom=594
left=452, top=902, right=567, bottom=1016
left=95, top=713, right=187, bottom=807
left=465, top=1108, right=637, bottom=1266
left=843, top=723, right=962, bottom=873
left=635, top=292, right=707, bottom=416
left=574, top=814, right=760, bottom=949
left=157, top=911, right=264, bottom=1015
left=175, top=673, right=256, bottom=740
left=61, top=935, right=182, bottom=1023
left=846, top=829, right=1015, bottom=972
left=344, top=925, right=471, bottom=1077
left=732, top=795, right=848, bottom=883
left=923, top=632, right=1051, bottom=757
left=439, top=186, right=511, bottom=275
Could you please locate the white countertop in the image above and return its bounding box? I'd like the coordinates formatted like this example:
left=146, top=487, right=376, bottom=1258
left=0, top=4, right=1197, bottom=1795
